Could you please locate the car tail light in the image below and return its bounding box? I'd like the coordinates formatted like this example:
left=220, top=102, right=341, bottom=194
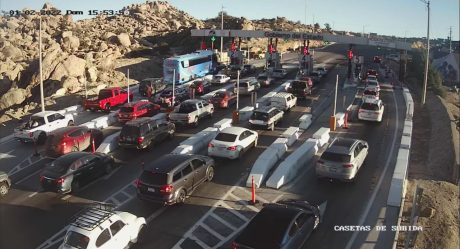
left=40, top=175, right=44, bottom=182
left=208, top=143, right=214, bottom=148
left=232, top=241, right=237, bottom=249
left=160, top=184, right=173, bottom=194
left=343, top=163, right=353, bottom=168
left=137, top=137, right=144, bottom=144
left=227, top=146, right=237, bottom=151
left=56, top=177, right=65, bottom=185
left=187, top=114, right=192, bottom=120
left=135, top=179, right=141, bottom=188
left=29, top=132, right=33, bottom=138
left=132, top=113, right=137, bottom=118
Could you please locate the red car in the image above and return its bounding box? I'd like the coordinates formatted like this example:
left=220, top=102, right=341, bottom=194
left=83, top=87, right=133, bottom=113
left=190, top=80, right=212, bottom=95
left=373, top=56, right=381, bottom=63
left=44, top=126, right=103, bottom=157
left=210, top=90, right=237, bottom=108
left=118, top=100, right=160, bottom=123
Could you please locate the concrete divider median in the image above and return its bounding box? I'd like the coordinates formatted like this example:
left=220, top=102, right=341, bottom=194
left=96, top=131, right=120, bottom=154
left=312, top=127, right=330, bottom=147
left=213, top=118, right=232, bottom=130
left=335, top=112, right=345, bottom=127
left=281, top=127, right=300, bottom=147
left=299, top=114, right=312, bottom=130
left=171, top=127, right=218, bottom=155
left=246, top=138, right=288, bottom=188
left=387, top=148, right=410, bottom=207
left=266, top=138, right=319, bottom=189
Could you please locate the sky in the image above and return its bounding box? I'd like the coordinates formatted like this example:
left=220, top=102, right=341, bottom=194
left=2, top=0, right=459, bottom=40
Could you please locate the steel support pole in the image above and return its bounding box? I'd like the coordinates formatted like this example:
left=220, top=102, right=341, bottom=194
left=421, top=1, right=430, bottom=105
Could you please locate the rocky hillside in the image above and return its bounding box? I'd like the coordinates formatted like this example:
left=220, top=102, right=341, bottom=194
left=0, top=1, right=330, bottom=122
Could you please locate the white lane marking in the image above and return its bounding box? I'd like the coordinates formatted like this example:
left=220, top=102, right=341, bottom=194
left=61, top=195, right=71, bottom=201
left=344, top=90, right=400, bottom=249
left=8, top=155, right=45, bottom=177
left=200, top=222, right=226, bottom=241
left=146, top=207, right=167, bottom=223
left=210, top=213, right=237, bottom=230
left=0, top=150, right=15, bottom=159
left=28, top=192, right=38, bottom=198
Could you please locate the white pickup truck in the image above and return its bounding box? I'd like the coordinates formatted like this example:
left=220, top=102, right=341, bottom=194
left=14, top=111, right=74, bottom=144
left=168, top=99, right=214, bottom=127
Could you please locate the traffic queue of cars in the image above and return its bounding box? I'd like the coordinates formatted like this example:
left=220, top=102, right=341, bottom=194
left=7, top=61, right=380, bottom=249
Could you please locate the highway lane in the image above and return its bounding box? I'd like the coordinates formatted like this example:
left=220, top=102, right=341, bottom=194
left=0, top=44, right=346, bottom=249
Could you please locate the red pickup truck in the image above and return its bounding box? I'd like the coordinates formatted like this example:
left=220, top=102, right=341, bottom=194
left=84, top=87, right=133, bottom=112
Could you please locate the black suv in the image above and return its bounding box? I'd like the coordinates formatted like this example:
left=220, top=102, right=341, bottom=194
left=136, top=154, right=215, bottom=205
left=118, top=117, right=175, bottom=150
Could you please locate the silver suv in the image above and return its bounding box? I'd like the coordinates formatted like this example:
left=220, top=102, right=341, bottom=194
left=0, top=171, right=11, bottom=197
left=316, top=138, right=368, bottom=182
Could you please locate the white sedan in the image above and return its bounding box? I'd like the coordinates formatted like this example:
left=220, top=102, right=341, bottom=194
left=208, top=127, right=258, bottom=159
left=211, top=74, right=231, bottom=84
left=358, top=98, right=384, bottom=122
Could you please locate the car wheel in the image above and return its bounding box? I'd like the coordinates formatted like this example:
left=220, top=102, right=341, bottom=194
left=176, top=189, right=187, bottom=204
left=270, top=123, right=275, bottom=131
left=193, top=117, right=199, bottom=127
left=209, top=110, right=214, bottom=118
left=104, top=104, right=111, bottom=113
left=206, top=167, right=215, bottom=181
left=71, top=146, right=79, bottom=152
left=67, top=120, right=74, bottom=126
left=132, top=224, right=146, bottom=244
left=71, top=180, right=80, bottom=193
left=105, top=162, right=113, bottom=174
left=0, top=182, right=9, bottom=197
left=37, top=132, right=47, bottom=145
left=236, top=149, right=243, bottom=160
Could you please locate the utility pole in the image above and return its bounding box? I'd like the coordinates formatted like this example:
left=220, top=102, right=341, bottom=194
left=304, top=0, right=307, bottom=31
left=127, top=69, right=130, bottom=103
left=449, top=26, right=452, bottom=53
left=220, top=5, right=224, bottom=54
left=39, top=16, right=45, bottom=112
left=421, top=0, right=430, bottom=105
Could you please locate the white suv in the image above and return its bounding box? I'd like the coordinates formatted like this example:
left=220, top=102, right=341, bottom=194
left=270, top=92, right=297, bottom=111
left=358, top=98, right=384, bottom=122
left=59, top=205, right=146, bottom=249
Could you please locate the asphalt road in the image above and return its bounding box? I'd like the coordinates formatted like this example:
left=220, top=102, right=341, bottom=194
left=0, top=44, right=405, bottom=249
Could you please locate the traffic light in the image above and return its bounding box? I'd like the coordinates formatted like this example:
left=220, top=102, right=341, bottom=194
left=268, top=44, right=274, bottom=54
left=303, top=46, right=309, bottom=55
left=200, top=41, right=206, bottom=50
left=231, top=41, right=236, bottom=51
left=347, top=50, right=353, bottom=60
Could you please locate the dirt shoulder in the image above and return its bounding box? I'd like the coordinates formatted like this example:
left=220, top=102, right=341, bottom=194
left=399, top=84, right=459, bottom=249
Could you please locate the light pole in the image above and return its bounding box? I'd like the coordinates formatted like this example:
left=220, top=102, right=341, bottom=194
left=220, top=5, right=224, bottom=54
left=38, top=15, right=45, bottom=112
left=420, top=0, right=430, bottom=105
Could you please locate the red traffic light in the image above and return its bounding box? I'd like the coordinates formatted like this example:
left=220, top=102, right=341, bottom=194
left=347, top=50, right=353, bottom=59
left=303, top=46, right=309, bottom=55
left=231, top=42, right=236, bottom=51
left=268, top=44, right=274, bottom=54
left=200, top=41, right=207, bottom=50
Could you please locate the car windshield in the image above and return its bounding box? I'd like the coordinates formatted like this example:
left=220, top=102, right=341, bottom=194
left=239, top=82, right=249, bottom=88
left=63, top=231, right=89, bottom=249
left=213, top=92, right=226, bottom=98
left=98, top=90, right=112, bottom=100
left=120, top=107, right=134, bottom=113
left=321, top=151, right=351, bottom=163
left=120, top=125, right=140, bottom=137
left=139, top=171, right=167, bottom=185
left=364, top=90, right=377, bottom=96
left=46, top=159, right=71, bottom=174
left=291, top=81, right=306, bottom=89
left=25, top=116, right=46, bottom=128
left=361, top=103, right=380, bottom=111
left=251, top=111, right=269, bottom=121
left=214, top=132, right=237, bottom=142
left=257, top=76, right=267, bottom=80
left=368, top=81, right=378, bottom=86
left=178, top=103, right=197, bottom=113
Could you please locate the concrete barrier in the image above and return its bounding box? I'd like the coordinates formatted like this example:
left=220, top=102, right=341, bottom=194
left=403, top=120, right=413, bottom=136
left=400, top=136, right=411, bottom=149
left=266, top=138, right=318, bottom=189
left=299, top=114, right=312, bottom=130
left=213, top=118, right=232, bottom=130
left=387, top=148, right=410, bottom=207
left=312, top=127, right=330, bottom=147
left=172, top=127, right=218, bottom=155
left=239, top=106, right=254, bottom=121
left=96, top=131, right=120, bottom=154
left=281, top=127, right=300, bottom=147
left=335, top=112, right=345, bottom=127
left=246, top=138, right=288, bottom=188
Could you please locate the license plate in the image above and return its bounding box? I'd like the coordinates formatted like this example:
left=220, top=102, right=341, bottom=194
left=329, top=168, right=337, bottom=173
left=147, top=187, right=155, bottom=192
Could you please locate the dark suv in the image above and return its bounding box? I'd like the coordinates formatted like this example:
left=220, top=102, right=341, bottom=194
left=118, top=117, right=175, bottom=150
left=136, top=154, right=215, bottom=205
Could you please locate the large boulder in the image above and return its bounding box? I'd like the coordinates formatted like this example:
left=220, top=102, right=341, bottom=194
left=63, top=36, right=80, bottom=51
left=61, top=31, right=73, bottom=38
left=2, top=45, right=23, bottom=60
left=116, top=33, right=131, bottom=47
left=97, top=56, right=115, bottom=72
left=0, top=88, right=28, bottom=110
left=61, top=76, right=81, bottom=93
left=6, top=20, right=19, bottom=30
left=87, top=66, right=98, bottom=82
left=50, top=55, right=86, bottom=81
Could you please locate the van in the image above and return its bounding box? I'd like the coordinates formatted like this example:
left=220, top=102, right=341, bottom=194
left=136, top=154, right=215, bottom=205
left=270, top=92, right=297, bottom=111
left=118, top=118, right=175, bottom=150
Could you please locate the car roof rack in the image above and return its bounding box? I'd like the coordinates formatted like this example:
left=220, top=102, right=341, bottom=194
left=70, top=202, right=116, bottom=231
